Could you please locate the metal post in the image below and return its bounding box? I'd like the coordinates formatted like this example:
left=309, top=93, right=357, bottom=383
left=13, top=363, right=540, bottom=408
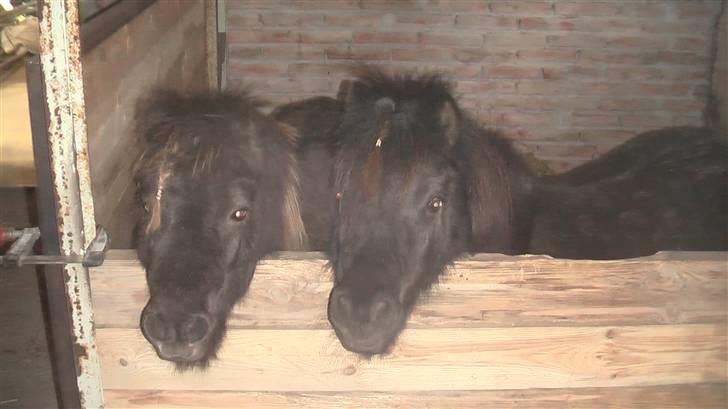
left=36, top=0, right=104, bottom=407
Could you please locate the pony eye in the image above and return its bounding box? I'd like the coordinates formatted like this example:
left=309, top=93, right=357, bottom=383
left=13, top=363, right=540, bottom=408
left=231, top=208, right=248, bottom=221
left=428, top=196, right=444, bottom=211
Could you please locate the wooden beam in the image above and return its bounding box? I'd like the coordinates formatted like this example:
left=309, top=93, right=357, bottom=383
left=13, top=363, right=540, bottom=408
left=104, top=384, right=728, bottom=409
left=98, top=324, right=726, bottom=391
left=90, top=251, right=728, bottom=329
left=91, top=251, right=727, bottom=406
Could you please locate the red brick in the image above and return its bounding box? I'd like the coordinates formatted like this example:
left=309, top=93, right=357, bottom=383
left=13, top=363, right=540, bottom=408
left=353, top=31, right=418, bottom=44
left=570, top=113, right=621, bottom=127
left=291, top=0, right=358, bottom=9
left=619, top=114, right=672, bottom=128
left=419, top=32, right=483, bottom=47
left=455, top=15, right=518, bottom=29
left=455, top=80, right=517, bottom=94
left=485, top=32, right=547, bottom=49
left=298, top=31, right=352, bottom=43
left=395, top=14, right=454, bottom=28
left=671, top=114, right=703, bottom=127
left=457, top=97, right=480, bottom=111
left=496, top=112, right=556, bottom=127
left=476, top=110, right=497, bottom=124
left=642, top=51, right=708, bottom=66
left=489, top=1, right=554, bottom=15
left=639, top=83, right=691, bottom=97
left=228, top=62, right=287, bottom=76
left=605, top=67, right=665, bottom=81
left=672, top=37, right=709, bottom=53
left=359, top=0, right=428, bottom=10
left=606, top=36, right=669, bottom=49
left=665, top=68, right=708, bottom=83
left=573, top=18, right=643, bottom=32
left=674, top=1, right=722, bottom=18
left=546, top=34, right=606, bottom=48
left=257, top=78, right=332, bottom=94
left=516, top=49, right=578, bottom=62
left=692, top=84, right=710, bottom=98
left=617, top=2, right=666, bottom=18
left=641, top=20, right=712, bottom=35
left=227, top=11, right=261, bottom=27
left=597, top=98, right=659, bottom=111
left=287, top=62, right=354, bottom=77
left=391, top=48, right=455, bottom=62
left=479, top=95, right=536, bottom=110
left=428, top=0, right=490, bottom=12
left=485, top=65, right=542, bottom=79
left=661, top=98, right=705, bottom=112
left=519, top=17, right=576, bottom=31
left=454, top=49, right=515, bottom=63
left=579, top=50, right=642, bottom=64
left=554, top=2, right=618, bottom=16
left=226, top=0, right=290, bottom=9
left=259, top=45, right=326, bottom=60
left=259, top=12, right=324, bottom=27
left=446, top=64, right=484, bottom=79
left=573, top=82, right=633, bottom=96
left=538, top=96, right=601, bottom=111
left=390, top=63, right=482, bottom=79
left=228, top=30, right=296, bottom=43
left=228, top=46, right=261, bottom=60
left=516, top=80, right=565, bottom=94
left=325, top=46, right=390, bottom=61
left=323, top=13, right=393, bottom=27
left=542, top=66, right=600, bottom=80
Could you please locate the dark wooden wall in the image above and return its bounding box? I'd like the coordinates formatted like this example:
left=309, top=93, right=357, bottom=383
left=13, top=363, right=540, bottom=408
left=83, top=0, right=208, bottom=248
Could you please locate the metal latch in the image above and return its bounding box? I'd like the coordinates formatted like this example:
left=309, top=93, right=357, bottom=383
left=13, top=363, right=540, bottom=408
left=0, top=226, right=110, bottom=268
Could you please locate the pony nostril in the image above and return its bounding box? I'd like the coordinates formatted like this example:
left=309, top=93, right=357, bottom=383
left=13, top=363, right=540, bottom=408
left=370, top=297, right=393, bottom=323
left=142, top=311, right=175, bottom=343
left=181, top=314, right=210, bottom=343
left=334, top=290, right=354, bottom=318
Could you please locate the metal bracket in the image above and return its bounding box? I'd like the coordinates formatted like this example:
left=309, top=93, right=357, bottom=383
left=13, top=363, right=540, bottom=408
left=0, top=226, right=109, bottom=269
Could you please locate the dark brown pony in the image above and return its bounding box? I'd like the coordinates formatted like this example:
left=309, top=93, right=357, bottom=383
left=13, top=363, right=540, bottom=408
left=327, top=67, right=728, bottom=355
left=327, top=68, right=532, bottom=355
left=530, top=126, right=728, bottom=259
left=134, top=90, right=341, bottom=369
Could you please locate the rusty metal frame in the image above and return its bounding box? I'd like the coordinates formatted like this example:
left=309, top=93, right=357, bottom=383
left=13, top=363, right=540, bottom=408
left=35, top=0, right=104, bottom=407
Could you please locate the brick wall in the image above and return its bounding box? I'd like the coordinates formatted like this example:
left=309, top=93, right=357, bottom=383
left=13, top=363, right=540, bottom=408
left=84, top=0, right=208, bottom=247
left=225, top=0, right=722, bottom=172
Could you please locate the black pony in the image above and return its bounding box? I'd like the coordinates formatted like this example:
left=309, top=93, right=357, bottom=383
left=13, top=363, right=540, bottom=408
left=134, top=90, right=341, bottom=368
left=327, top=68, right=532, bottom=355
left=530, top=127, right=728, bottom=259
left=327, top=67, right=728, bottom=355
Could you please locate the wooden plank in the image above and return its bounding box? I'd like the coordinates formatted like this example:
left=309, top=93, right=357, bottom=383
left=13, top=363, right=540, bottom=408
left=90, top=251, right=728, bottom=329
left=104, top=384, right=728, bottom=409
left=97, top=324, right=726, bottom=391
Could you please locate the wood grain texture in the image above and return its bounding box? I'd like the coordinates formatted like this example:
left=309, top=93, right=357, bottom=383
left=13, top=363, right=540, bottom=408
left=90, top=251, right=728, bottom=329
left=91, top=251, right=728, bottom=406
left=105, top=384, right=728, bottom=409
left=97, top=324, right=726, bottom=392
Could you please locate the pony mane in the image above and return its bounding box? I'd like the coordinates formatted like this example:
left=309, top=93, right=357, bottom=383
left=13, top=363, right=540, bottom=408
left=133, top=88, right=306, bottom=249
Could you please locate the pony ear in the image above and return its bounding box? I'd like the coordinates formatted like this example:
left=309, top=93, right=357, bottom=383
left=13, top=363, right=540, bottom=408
left=134, top=90, right=179, bottom=145
left=455, top=117, right=519, bottom=254
left=336, top=79, right=353, bottom=101
left=439, top=99, right=459, bottom=147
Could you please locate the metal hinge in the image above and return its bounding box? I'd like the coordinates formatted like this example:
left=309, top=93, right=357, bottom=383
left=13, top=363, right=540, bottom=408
left=0, top=226, right=109, bottom=269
